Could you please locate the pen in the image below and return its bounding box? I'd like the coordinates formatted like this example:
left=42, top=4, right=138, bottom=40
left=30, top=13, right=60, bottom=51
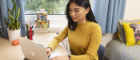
left=32, top=24, right=36, bottom=30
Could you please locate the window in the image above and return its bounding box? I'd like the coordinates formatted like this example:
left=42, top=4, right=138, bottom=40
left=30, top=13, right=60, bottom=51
left=23, top=0, right=69, bottom=15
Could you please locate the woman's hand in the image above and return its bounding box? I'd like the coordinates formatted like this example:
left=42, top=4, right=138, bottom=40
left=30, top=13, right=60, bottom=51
left=46, top=48, right=52, bottom=56
left=50, top=55, right=69, bottom=60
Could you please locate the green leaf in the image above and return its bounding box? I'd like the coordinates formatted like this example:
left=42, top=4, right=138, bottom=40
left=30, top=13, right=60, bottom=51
left=11, top=0, right=17, bottom=19
left=10, top=18, right=16, bottom=30
left=3, top=20, right=10, bottom=26
left=12, top=4, right=15, bottom=16
left=11, top=17, right=15, bottom=27
left=14, top=19, right=18, bottom=30
left=8, top=16, right=14, bottom=24
left=11, top=0, right=16, bottom=5
left=8, top=24, right=13, bottom=30
left=11, top=0, right=16, bottom=17
left=16, top=21, right=19, bottom=30
left=16, top=7, right=20, bottom=20
left=17, top=20, right=21, bottom=30
left=7, top=8, right=12, bottom=17
left=3, top=20, right=12, bottom=30
left=15, top=8, right=17, bottom=20
left=11, top=23, right=15, bottom=30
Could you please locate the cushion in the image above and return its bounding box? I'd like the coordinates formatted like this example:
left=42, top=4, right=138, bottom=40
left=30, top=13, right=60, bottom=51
left=122, top=22, right=140, bottom=46
left=12, top=39, right=20, bottom=45
left=117, top=20, right=140, bottom=43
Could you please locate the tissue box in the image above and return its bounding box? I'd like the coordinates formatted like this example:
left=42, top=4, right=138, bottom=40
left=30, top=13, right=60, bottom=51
left=35, top=20, right=49, bottom=28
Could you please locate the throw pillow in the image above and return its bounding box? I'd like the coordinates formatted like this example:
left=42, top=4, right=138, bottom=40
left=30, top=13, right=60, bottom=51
left=117, top=20, right=140, bottom=43
left=122, top=22, right=140, bottom=46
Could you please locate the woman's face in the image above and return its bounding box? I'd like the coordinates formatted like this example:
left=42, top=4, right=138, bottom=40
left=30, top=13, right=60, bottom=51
left=69, top=3, right=89, bottom=22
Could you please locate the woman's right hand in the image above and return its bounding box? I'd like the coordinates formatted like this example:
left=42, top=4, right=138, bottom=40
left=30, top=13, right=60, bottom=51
left=46, top=48, right=52, bottom=56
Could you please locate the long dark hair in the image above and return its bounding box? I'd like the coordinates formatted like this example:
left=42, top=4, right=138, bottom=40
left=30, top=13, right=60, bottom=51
left=66, top=0, right=97, bottom=31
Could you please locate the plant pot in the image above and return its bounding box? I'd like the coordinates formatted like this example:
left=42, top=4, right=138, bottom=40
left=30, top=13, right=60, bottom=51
left=7, top=28, right=20, bottom=41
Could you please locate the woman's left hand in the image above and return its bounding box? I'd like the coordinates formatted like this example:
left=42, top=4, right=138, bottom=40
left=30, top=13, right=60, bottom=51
left=50, top=55, right=69, bottom=60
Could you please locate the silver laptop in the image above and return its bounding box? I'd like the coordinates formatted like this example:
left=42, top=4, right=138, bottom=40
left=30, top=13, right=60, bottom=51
left=18, top=37, right=49, bottom=60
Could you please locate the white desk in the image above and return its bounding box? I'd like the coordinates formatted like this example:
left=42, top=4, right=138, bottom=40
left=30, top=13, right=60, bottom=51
left=0, top=32, right=67, bottom=60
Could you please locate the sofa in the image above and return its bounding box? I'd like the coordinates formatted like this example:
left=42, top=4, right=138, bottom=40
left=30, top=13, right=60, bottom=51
left=104, top=20, right=140, bottom=60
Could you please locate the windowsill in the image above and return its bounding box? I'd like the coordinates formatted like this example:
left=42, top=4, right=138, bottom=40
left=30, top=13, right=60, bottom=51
left=34, top=25, right=66, bottom=33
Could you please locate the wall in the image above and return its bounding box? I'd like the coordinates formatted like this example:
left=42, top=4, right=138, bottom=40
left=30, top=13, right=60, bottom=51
left=124, top=0, right=140, bottom=20
left=90, top=0, right=94, bottom=10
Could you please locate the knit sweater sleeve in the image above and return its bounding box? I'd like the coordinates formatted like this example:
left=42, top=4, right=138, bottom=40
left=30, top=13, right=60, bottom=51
left=47, top=25, right=68, bottom=50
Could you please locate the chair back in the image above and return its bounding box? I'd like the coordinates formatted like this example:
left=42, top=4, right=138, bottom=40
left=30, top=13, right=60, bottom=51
left=97, top=44, right=105, bottom=60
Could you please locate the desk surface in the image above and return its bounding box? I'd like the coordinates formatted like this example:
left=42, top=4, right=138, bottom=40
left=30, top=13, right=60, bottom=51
left=0, top=32, right=67, bottom=60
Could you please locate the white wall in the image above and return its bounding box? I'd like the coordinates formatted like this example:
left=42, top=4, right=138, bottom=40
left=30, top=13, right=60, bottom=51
left=124, top=0, right=140, bottom=20
left=90, top=0, right=94, bottom=10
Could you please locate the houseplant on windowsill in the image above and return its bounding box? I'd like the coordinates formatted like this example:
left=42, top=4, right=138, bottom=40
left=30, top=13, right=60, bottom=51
left=3, top=0, right=21, bottom=41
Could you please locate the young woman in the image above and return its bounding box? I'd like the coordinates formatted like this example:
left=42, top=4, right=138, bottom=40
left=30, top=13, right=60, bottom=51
left=46, top=0, right=102, bottom=60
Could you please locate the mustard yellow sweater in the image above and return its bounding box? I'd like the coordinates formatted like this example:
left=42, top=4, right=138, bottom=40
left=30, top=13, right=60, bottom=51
left=48, top=21, right=102, bottom=60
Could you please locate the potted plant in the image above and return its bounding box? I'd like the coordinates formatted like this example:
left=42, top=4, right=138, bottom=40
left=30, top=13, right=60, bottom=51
left=3, top=0, right=21, bottom=41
